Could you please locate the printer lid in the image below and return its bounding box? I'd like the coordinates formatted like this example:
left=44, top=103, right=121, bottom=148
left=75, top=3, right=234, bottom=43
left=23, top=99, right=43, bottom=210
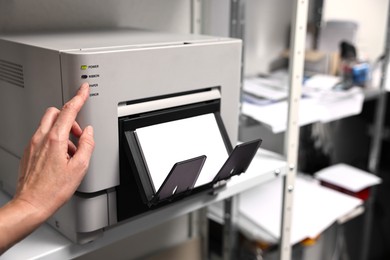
left=0, top=28, right=234, bottom=52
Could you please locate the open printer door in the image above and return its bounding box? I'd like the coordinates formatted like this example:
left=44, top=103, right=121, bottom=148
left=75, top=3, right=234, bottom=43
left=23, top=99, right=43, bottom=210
left=116, top=88, right=261, bottom=221
left=150, top=155, right=206, bottom=206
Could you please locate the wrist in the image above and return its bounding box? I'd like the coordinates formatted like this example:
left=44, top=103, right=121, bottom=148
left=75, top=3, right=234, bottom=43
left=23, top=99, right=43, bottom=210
left=9, top=197, right=48, bottom=225
left=0, top=198, right=47, bottom=254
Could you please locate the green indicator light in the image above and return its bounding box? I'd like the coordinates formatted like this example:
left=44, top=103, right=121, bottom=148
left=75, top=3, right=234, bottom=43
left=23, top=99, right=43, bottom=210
left=81, top=65, right=88, bottom=70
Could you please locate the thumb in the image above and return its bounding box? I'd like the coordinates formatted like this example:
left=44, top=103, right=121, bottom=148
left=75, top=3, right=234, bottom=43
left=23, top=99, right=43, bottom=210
left=70, top=126, right=95, bottom=174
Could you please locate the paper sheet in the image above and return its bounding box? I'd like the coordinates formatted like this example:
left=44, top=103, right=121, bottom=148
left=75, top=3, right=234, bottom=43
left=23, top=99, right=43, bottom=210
left=315, top=163, right=382, bottom=192
left=241, top=87, right=364, bottom=133
left=136, top=113, right=228, bottom=191
left=244, top=78, right=288, bottom=101
left=238, top=176, right=363, bottom=245
left=241, top=98, right=321, bottom=133
left=304, top=74, right=341, bottom=91
left=318, top=89, right=364, bottom=122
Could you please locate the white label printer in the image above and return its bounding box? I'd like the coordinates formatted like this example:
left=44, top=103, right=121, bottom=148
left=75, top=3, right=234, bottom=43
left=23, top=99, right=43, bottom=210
left=0, top=28, right=261, bottom=244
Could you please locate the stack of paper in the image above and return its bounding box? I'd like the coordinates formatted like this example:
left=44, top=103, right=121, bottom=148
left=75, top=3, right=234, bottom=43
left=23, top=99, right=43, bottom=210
left=241, top=73, right=365, bottom=133
left=239, top=176, right=363, bottom=245
left=241, top=98, right=321, bottom=133
left=303, top=74, right=340, bottom=92
left=315, top=163, right=382, bottom=193
left=243, top=78, right=288, bottom=102
left=209, top=175, right=363, bottom=245
left=136, top=113, right=228, bottom=190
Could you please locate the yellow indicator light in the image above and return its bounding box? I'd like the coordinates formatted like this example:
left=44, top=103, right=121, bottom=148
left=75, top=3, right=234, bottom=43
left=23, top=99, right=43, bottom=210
left=81, top=65, right=88, bottom=70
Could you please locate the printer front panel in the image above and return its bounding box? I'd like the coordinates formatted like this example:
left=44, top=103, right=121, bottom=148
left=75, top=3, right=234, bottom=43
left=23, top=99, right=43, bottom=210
left=0, top=32, right=242, bottom=244
left=57, top=39, right=241, bottom=240
left=60, top=40, right=242, bottom=194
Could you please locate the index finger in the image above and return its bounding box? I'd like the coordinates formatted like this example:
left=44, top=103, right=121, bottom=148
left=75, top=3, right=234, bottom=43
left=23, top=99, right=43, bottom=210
left=52, top=83, right=90, bottom=139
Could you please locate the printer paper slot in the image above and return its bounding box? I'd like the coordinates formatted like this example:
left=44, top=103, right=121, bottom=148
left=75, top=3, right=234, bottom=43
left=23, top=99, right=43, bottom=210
left=134, top=113, right=229, bottom=192
left=118, top=92, right=261, bottom=214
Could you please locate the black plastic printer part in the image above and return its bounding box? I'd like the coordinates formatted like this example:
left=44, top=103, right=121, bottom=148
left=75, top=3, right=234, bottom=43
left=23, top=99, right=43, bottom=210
left=116, top=92, right=262, bottom=222
left=150, top=155, right=207, bottom=206
left=213, top=139, right=262, bottom=183
left=117, top=97, right=225, bottom=221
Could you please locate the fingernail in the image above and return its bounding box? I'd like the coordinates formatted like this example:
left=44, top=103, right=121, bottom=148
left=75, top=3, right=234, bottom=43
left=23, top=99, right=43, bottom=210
left=86, top=126, right=94, bottom=135
left=81, top=82, right=89, bottom=90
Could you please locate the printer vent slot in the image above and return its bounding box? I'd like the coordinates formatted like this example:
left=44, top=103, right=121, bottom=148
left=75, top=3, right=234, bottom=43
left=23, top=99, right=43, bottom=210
left=0, top=59, right=24, bottom=88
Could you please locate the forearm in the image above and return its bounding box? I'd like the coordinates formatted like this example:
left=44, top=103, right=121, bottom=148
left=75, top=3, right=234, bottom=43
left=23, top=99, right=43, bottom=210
left=0, top=83, right=93, bottom=254
left=0, top=198, right=47, bottom=255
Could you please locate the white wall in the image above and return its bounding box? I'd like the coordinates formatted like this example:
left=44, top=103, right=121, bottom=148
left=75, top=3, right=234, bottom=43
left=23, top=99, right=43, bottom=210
left=201, top=0, right=230, bottom=37
left=0, top=0, right=192, bottom=33
left=322, top=0, right=389, bottom=62
left=244, top=0, right=293, bottom=76
left=203, top=0, right=389, bottom=74
left=202, top=0, right=293, bottom=76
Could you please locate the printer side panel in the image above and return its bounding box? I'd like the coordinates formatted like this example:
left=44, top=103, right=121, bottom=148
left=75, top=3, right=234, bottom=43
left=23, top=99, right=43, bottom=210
left=60, top=40, right=242, bottom=194
left=0, top=40, right=63, bottom=194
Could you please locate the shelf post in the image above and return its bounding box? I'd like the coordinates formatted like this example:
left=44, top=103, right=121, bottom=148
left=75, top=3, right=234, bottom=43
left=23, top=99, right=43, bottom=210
left=221, top=1, right=246, bottom=259
left=230, top=0, right=246, bottom=105
left=190, top=0, right=202, bottom=34
left=368, top=0, right=390, bottom=178
left=280, top=0, right=309, bottom=259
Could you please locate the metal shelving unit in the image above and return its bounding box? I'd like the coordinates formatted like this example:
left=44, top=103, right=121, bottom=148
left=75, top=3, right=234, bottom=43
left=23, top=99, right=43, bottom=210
left=308, top=1, right=390, bottom=259
left=280, top=1, right=309, bottom=259
left=227, top=0, right=309, bottom=259
left=227, top=1, right=390, bottom=259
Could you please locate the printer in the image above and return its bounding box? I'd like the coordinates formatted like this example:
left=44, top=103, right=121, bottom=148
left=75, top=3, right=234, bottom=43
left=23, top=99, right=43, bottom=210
left=0, top=28, right=261, bottom=244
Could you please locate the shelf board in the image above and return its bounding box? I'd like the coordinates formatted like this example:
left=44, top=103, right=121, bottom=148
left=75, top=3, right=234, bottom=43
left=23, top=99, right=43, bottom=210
left=0, top=148, right=286, bottom=260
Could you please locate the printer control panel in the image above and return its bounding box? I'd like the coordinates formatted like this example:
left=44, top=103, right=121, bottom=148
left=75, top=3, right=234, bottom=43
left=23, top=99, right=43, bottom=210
left=80, top=64, right=100, bottom=97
